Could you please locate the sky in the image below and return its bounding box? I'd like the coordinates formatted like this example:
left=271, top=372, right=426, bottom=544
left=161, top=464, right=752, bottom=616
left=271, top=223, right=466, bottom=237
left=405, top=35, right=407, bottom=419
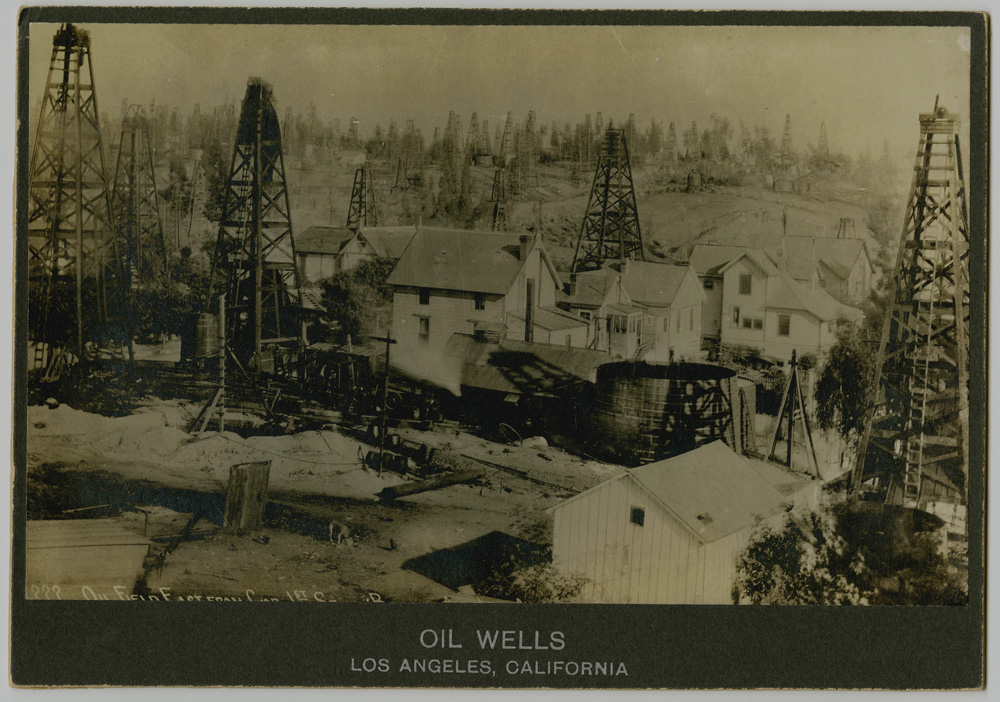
left=26, top=21, right=971, bottom=162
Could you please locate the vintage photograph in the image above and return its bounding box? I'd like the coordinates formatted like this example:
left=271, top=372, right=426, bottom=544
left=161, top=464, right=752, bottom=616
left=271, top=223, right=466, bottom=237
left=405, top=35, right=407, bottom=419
left=21, top=18, right=974, bottom=608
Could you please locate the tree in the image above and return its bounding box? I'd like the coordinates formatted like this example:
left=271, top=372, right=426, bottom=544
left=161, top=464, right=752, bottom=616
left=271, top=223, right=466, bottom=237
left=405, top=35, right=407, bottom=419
left=736, top=497, right=967, bottom=605
left=320, top=257, right=396, bottom=340
left=815, top=325, right=873, bottom=441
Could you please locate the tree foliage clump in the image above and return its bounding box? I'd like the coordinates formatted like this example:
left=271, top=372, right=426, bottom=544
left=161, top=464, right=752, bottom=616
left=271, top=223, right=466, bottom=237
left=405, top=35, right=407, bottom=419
left=736, top=498, right=967, bottom=606
left=815, top=326, right=874, bottom=442
left=320, top=257, right=396, bottom=340
left=480, top=560, right=588, bottom=603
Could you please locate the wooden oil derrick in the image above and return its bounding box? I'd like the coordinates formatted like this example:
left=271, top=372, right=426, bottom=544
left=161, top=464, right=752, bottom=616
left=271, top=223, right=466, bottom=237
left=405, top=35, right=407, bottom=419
left=110, top=105, right=168, bottom=289
left=582, top=113, right=593, bottom=163
left=205, top=77, right=302, bottom=375
left=767, top=351, right=819, bottom=477
left=665, top=122, right=678, bottom=161
left=836, top=217, right=856, bottom=240
left=514, top=110, right=538, bottom=191
left=346, top=164, right=378, bottom=230
left=27, top=23, right=132, bottom=370
left=778, top=114, right=794, bottom=169
left=490, top=167, right=508, bottom=232
left=347, top=117, right=360, bottom=145
left=817, top=121, right=829, bottom=157
left=466, top=111, right=480, bottom=163
left=499, top=111, right=514, bottom=166
left=480, top=120, right=491, bottom=156
left=570, top=126, right=644, bottom=274
left=851, top=101, right=970, bottom=510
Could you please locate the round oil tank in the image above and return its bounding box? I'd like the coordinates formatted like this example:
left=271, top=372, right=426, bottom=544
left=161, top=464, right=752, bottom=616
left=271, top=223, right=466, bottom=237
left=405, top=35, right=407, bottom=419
left=589, top=361, right=739, bottom=465
left=193, top=312, right=219, bottom=359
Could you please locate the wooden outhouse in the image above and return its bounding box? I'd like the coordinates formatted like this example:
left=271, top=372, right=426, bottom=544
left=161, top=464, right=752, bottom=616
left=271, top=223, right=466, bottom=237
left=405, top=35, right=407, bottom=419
left=549, top=441, right=819, bottom=604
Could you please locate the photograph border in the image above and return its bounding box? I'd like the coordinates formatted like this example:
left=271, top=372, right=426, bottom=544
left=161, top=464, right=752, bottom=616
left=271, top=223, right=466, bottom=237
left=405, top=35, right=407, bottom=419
left=10, top=6, right=988, bottom=689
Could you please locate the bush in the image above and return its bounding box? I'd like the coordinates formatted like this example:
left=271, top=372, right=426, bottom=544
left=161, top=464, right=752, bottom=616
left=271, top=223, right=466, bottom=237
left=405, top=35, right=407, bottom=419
left=479, top=561, right=588, bottom=603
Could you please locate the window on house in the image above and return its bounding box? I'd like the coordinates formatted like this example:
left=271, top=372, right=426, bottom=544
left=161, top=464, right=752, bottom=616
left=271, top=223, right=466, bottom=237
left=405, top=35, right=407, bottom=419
left=612, top=315, right=627, bottom=333
left=753, top=317, right=763, bottom=330
left=663, top=317, right=669, bottom=332
left=418, top=288, right=430, bottom=305
left=630, top=507, right=645, bottom=527
left=418, top=316, right=430, bottom=339
left=732, top=306, right=741, bottom=324
left=741, top=317, right=764, bottom=330
left=703, top=279, right=714, bottom=290
left=474, top=293, right=486, bottom=310
left=739, top=273, right=752, bottom=295
left=689, top=307, right=694, bottom=331
left=778, top=314, right=791, bottom=336
left=579, top=310, right=592, bottom=321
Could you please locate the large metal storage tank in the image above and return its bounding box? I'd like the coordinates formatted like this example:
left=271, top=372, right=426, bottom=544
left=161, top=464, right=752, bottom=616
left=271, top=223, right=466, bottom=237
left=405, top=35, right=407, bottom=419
left=589, top=361, right=750, bottom=465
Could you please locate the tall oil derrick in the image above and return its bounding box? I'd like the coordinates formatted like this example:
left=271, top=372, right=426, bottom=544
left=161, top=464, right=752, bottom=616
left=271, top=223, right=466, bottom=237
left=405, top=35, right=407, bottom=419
left=778, top=113, right=794, bottom=169
left=499, top=111, right=514, bottom=165
left=466, top=111, right=480, bottom=163
left=480, top=120, right=491, bottom=155
left=570, top=126, right=644, bottom=274
left=490, top=167, right=508, bottom=232
left=851, top=102, right=970, bottom=510
left=346, top=165, right=378, bottom=230
left=521, top=110, right=538, bottom=186
left=110, top=105, right=168, bottom=287
left=582, top=113, right=593, bottom=163
left=27, top=23, right=131, bottom=368
left=665, top=121, right=679, bottom=162
left=817, top=121, right=829, bottom=157
left=205, top=77, right=301, bottom=373
left=625, top=114, right=637, bottom=161
left=348, top=117, right=360, bottom=145
left=595, top=112, right=604, bottom=135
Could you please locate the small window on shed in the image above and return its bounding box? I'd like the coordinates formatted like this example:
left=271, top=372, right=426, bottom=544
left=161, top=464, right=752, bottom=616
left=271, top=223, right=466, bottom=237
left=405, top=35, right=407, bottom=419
left=778, top=314, right=791, bottom=336
left=474, top=293, right=486, bottom=310
left=418, top=288, right=430, bottom=305
left=630, top=507, right=645, bottom=527
left=739, top=273, right=752, bottom=295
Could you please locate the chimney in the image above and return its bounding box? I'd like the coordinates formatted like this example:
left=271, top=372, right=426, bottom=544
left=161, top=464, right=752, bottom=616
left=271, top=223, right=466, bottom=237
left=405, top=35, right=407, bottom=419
left=519, top=234, right=530, bottom=262
left=565, top=272, right=578, bottom=297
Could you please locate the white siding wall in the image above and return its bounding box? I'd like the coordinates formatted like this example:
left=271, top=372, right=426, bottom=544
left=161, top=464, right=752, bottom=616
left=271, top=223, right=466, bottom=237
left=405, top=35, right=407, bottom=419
left=762, top=308, right=823, bottom=360
left=699, top=276, right=724, bottom=338
left=720, top=259, right=768, bottom=349
left=552, top=476, right=750, bottom=604
left=392, top=287, right=505, bottom=356
left=298, top=252, right=339, bottom=282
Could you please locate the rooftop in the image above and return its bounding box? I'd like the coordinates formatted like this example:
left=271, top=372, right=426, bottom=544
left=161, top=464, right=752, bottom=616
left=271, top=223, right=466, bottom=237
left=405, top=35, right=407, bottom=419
left=388, top=229, right=544, bottom=295
left=295, top=226, right=356, bottom=255
left=766, top=271, right=863, bottom=322
left=443, top=333, right=610, bottom=396
left=628, top=441, right=793, bottom=543
left=615, top=260, right=693, bottom=308
left=358, top=226, right=418, bottom=260
left=508, top=305, right=589, bottom=332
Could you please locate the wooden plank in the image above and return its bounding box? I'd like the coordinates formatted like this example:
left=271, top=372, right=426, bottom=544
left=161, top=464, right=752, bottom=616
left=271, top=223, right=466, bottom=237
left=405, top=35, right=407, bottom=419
left=223, top=461, right=271, bottom=532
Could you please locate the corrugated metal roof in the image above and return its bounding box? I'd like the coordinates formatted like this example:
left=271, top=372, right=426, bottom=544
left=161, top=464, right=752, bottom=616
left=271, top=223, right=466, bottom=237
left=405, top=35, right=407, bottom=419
left=628, top=441, right=790, bottom=543
left=296, top=226, right=356, bottom=254
left=443, top=333, right=610, bottom=395
left=387, top=228, right=534, bottom=294
left=27, top=519, right=152, bottom=549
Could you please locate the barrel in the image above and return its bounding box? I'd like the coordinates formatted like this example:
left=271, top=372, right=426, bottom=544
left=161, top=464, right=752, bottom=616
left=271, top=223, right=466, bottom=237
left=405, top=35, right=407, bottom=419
left=193, top=312, right=219, bottom=358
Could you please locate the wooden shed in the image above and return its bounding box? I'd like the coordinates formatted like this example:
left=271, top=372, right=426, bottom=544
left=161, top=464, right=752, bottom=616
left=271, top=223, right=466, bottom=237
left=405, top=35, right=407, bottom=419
left=549, top=441, right=819, bottom=604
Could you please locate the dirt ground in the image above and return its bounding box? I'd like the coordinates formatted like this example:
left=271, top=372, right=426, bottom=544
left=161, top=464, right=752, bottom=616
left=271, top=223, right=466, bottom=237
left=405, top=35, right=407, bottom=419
left=26, top=400, right=624, bottom=602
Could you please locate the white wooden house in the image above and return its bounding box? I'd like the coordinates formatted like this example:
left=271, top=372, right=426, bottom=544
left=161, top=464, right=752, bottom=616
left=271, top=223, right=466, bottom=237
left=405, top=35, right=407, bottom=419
left=549, top=441, right=820, bottom=604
